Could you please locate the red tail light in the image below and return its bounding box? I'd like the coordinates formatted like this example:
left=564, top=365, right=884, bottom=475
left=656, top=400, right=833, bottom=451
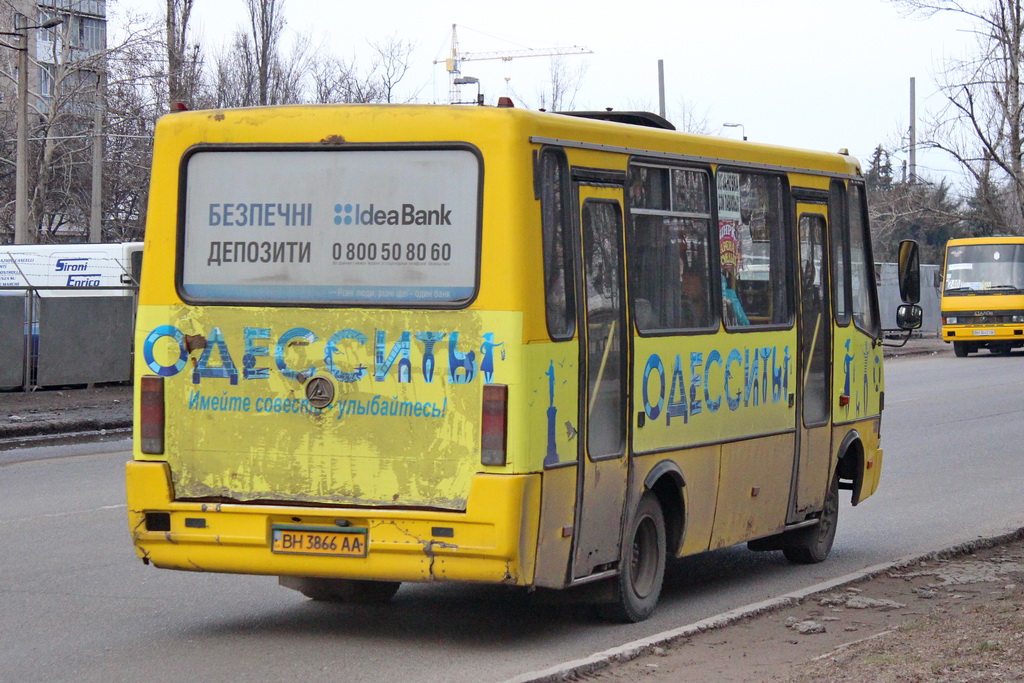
left=481, top=384, right=508, bottom=466
left=140, top=375, right=165, bottom=454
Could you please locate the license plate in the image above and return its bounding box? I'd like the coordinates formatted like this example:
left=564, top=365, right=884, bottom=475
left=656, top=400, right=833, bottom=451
left=271, top=525, right=368, bottom=557
left=973, top=330, right=996, bottom=336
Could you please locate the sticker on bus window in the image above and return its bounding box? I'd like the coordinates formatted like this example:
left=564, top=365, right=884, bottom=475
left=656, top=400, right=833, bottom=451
left=180, top=148, right=480, bottom=305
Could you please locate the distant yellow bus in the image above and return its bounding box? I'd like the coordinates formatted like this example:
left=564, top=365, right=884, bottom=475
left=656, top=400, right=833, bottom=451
left=942, top=236, right=1024, bottom=356
left=127, top=103, right=919, bottom=621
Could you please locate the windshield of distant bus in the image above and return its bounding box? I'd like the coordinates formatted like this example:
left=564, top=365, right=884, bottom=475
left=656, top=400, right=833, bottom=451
left=944, top=243, right=1024, bottom=294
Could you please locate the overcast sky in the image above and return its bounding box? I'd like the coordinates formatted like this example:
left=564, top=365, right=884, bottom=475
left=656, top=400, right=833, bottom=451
left=116, top=0, right=972, bottom=185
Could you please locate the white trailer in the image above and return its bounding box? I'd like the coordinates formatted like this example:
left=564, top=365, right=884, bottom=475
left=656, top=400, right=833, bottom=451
left=0, top=242, right=143, bottom=295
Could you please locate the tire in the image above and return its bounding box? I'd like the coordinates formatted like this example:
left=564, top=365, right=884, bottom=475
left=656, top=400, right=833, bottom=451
left=278, top=576, right=401, bottom=603
left=783, top=474, right=839, bottom=564
left=953, top=341, right=968, bottom=358
left=597, top=492, right=667, bottom=623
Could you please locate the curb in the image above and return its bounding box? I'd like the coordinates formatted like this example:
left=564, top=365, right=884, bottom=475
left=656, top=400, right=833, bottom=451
left=0, top=416, right=132, bottom=440
left=504, top=525, right=1024, bottom=683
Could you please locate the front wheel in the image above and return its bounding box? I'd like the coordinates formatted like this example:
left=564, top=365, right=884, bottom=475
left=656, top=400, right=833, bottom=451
left=783, top=473, right=839, bottom=564
left=597, top=492, right=667, bottom=623
left=953, top=341, right=969, bottom=357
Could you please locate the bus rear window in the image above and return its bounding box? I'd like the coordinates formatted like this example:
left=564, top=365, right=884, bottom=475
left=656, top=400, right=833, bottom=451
left=179, top=147, right=481, bottom=306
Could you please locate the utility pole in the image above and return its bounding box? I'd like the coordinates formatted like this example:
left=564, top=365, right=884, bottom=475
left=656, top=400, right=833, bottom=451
left=2, top=15, right=63, bottom=244
left=657, top=60, right=665, bottom=119
left=14, top=13, right=30, bottom=244
left=90, top=74, right=104, bottom=243
left=909, top=76, right=917, bottom=185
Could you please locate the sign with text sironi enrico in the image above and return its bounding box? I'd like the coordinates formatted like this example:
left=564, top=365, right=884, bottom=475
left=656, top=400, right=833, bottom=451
left=180, top=147, right=480, bottom=305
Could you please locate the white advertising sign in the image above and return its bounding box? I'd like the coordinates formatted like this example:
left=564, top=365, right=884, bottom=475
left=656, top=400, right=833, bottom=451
left=181, top=148, right=480, bottom=304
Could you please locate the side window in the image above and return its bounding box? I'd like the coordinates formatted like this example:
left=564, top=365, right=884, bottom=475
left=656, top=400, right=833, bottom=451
left=717, top=170, right=790, bottom=327
left=539, top=149, right=575, bottom=340
left=829, top=180, right=851, bottom=325
left=849, top=184, right=879, bottom=335
left=627, top=164, right=715, bottom=333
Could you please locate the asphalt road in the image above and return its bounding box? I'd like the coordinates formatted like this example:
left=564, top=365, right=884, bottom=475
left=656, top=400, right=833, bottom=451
left=1, top=350, right=1022, bottom=682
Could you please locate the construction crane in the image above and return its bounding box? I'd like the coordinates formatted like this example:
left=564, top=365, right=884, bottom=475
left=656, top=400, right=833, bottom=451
left=435, top=24, right=592, bottom=105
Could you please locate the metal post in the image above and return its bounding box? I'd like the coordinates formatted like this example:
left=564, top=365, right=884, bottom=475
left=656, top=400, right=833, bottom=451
left=14, top=15, right=31, bottom=244
left=909, top=76, right=917, bottom=185
left=658, top=59, right=666, bottom=119
left=90, top=74, right=103, bottom=243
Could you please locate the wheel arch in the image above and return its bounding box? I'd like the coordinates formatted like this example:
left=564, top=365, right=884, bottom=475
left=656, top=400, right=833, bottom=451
left=835, top=429, right=865, bottom=506
left=643, top=459, right=685, bottom=556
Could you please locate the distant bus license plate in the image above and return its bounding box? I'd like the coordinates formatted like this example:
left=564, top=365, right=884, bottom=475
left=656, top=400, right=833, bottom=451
left=973, top=330, right=996, bottom=336
left=271, top=525, right=367, bottom=557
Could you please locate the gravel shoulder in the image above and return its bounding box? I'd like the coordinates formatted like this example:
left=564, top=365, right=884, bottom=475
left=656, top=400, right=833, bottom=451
left=575, top=531, right=1024, bottom=682
left=0, top=383, right=132, bottom=438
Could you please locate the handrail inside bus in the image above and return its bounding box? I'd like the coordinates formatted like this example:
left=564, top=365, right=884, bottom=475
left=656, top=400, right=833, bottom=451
left=588, top=319, right=617, bottom=418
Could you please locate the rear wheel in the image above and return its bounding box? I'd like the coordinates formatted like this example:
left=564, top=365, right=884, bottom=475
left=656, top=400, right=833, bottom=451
left=597, top=492, right=667, bottom=623
left=783, top=474, right=839, bottom=564
left=278, top=576, right=401, bottom=603
left=953, top=341, right=969, bottom=357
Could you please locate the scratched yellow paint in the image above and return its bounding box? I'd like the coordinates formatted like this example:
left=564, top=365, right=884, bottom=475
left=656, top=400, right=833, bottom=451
left=135, top=305, right=522, bottom=510
left=831, top=325, right=883, bottom=421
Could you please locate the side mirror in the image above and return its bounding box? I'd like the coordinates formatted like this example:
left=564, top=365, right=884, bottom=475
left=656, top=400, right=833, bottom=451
left=897, top=303, right=923, bottom=330
left=897, top=240, right=921, bottom=304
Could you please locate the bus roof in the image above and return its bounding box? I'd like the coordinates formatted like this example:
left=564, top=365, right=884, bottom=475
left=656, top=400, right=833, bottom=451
left=156, top=103, right=862, bottom=180
left=946, top=236, right=1024, bottom=247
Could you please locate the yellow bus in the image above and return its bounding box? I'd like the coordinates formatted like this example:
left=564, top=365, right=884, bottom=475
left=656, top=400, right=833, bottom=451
left=127, top=103, right=920, bottom=622
left=941, top=236, right=1024, bottom=357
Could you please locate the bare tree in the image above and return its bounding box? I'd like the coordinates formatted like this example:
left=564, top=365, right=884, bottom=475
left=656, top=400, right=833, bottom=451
left=369, top=35, right=415, bottom=103
left=894, top=0, right=1024, bottom=233
left=212, top=0, right=310, bottom=108
left=538, top=55, right=587, bottom=111
left=165, top=0, right=195, bottom=106
left=673, top=97, right=713, bottom=135
left=246, top=0, right=285, bottom=106
left=308, top=52, right=382, bottom=103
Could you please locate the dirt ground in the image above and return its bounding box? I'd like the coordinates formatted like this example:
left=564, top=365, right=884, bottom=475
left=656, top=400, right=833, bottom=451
left=0, top=383, right=132, bottom=437
left=582, top=534, right=1024, bottom=682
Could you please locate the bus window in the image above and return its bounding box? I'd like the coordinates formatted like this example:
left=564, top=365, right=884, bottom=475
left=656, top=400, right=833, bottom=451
left=582, top=200, right=627, bottom=459
left=717, top=170, right=790, bottom=327
left=829, top=180, right=851, bottom=325
left=849, top=184, right=879, bottom=336
left=627, top=164, right=714, bottom=332
left=539, top=148, right=576, bottom=340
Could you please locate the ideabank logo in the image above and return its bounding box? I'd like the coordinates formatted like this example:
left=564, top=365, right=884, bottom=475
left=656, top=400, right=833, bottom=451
left=334, top=202, right=452, bottom=227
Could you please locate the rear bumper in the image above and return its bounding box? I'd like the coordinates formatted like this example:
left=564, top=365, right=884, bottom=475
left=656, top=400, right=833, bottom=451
left=126, top=461, right=541, bottom=585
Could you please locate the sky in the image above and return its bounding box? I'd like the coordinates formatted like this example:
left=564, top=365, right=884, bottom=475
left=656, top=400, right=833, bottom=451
left=114, top=0, right=973, bottom=186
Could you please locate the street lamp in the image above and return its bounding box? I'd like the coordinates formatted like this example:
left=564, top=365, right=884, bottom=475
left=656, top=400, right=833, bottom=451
left=0, top=16, right=64, bottom=244
left=723, top=122, right=747, bottom=141
left=453, top=76, right=483, bottom=105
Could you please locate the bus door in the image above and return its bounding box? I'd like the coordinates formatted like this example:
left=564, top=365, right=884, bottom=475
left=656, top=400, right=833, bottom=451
left=571, top=181, right=630, bottom=579
left=789, top=205, right=833, bottom=520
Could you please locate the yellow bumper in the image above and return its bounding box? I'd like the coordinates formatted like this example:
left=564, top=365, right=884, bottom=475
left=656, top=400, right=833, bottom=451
left=126, top=461, right=541, bottom=585
left=943, top=325, right=1024, bottom=343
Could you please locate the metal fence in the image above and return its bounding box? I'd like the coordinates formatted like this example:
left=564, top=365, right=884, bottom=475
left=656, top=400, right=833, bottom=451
left=0, top=287, right=136, bottom=390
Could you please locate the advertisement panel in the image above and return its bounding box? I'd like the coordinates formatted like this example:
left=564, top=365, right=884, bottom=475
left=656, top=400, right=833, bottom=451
left=181, top=148, right=480, bottom=305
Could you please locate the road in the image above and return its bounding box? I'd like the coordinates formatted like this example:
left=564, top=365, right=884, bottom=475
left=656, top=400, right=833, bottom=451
left=2, top=351, right=1023, bottom=682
